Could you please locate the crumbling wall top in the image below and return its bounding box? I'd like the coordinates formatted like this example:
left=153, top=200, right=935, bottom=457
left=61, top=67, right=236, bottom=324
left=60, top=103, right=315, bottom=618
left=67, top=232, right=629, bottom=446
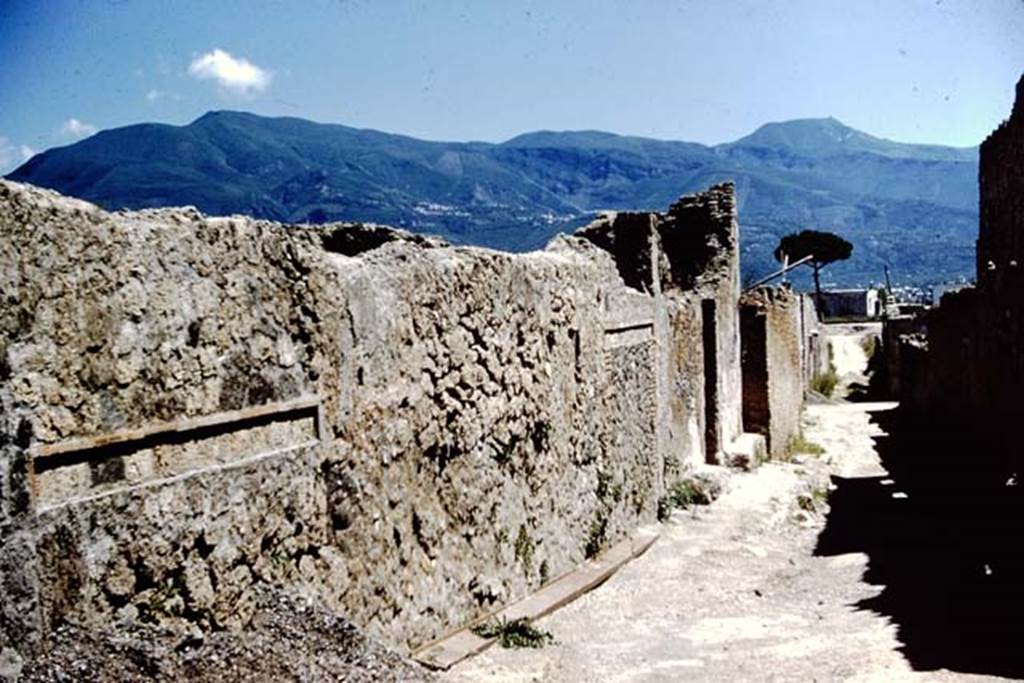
left=1015, top=74, right=1024, bottom=119
left=740, top=285, right=797, bottom=310
left=660, top=182, right=738, bottom=292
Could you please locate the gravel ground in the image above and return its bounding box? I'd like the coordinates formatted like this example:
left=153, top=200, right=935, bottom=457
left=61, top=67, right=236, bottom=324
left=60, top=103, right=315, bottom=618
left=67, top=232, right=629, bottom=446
left=826, top=323, right=881, bottom=397
left=441, top=400, right=1009, bottom=682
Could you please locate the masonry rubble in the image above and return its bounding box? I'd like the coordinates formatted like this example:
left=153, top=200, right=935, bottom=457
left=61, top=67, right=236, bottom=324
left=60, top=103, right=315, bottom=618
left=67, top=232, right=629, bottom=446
left=0, top=177, right=821, bottom=675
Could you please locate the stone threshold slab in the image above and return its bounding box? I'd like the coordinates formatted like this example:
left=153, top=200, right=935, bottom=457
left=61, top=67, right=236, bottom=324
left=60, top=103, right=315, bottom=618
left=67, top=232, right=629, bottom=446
left=412, top=527, right=659, bottom=671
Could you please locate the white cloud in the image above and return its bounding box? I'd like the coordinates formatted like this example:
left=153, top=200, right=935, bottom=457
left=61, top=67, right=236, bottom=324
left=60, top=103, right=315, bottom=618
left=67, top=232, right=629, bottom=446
left=60, top=118, right=97, bottom=138
left=145, top=89, right=181, bottom=104
left=0, top=137, right=35, bottom=173
left=188, top=48, right=271, bottom=95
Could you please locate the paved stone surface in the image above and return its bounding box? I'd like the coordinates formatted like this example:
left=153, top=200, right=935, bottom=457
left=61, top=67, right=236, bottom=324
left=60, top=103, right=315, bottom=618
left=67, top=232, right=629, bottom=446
left=442, top=401, right=1004, bottom=682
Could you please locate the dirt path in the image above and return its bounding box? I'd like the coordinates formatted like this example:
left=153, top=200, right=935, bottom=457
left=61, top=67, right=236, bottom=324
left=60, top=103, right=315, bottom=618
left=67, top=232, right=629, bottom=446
left=441, top=401, right=1001, bottom=682
left=826, top=323, right=880, bottom=397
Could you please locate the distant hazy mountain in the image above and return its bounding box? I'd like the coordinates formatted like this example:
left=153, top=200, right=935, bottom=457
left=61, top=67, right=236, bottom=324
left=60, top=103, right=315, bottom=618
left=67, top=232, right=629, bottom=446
left=7, top=111, right=978, bottom=287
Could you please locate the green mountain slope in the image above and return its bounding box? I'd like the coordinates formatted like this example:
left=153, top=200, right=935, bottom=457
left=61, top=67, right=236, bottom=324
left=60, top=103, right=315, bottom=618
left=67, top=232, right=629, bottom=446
left=7, top=111, right=978, bottom=287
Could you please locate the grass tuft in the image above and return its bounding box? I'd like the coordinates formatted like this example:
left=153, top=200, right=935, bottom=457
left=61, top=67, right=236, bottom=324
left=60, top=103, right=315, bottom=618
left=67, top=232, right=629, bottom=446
left=787, top=433, right=826, bottom=456
left=472, top=618, right=554, bottom=648
left=657, top=479, right=711, bottom=521
left=583, top=514, right=608, bottom=558
left=810, top=365, right=840, bottom=398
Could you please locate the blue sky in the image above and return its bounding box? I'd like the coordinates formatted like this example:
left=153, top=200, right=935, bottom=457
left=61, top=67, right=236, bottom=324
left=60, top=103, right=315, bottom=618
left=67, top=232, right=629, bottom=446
left=0, top=0, right=1022, bottom=173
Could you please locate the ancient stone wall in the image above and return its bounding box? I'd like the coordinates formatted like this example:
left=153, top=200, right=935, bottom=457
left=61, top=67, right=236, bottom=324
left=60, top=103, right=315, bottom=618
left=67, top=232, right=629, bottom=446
left=740, top=287, right=811, bottom=457
left=977, top=76, right=1024, bottom=297
left=798, top=294, right=829, bottom=386
left=577, top=183, right=744, bottom=466
left=0, top=180, right=743, bottom=662
left=661, top=185, right=744, bottom=462
left=894, top=75, right=1023, bottom=479
left=881, top=313, right=926, bottom=399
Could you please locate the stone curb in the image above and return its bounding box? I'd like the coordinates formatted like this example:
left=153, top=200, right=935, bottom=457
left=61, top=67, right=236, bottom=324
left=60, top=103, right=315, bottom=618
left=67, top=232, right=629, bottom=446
left=412, top=527, right=659, bottom=670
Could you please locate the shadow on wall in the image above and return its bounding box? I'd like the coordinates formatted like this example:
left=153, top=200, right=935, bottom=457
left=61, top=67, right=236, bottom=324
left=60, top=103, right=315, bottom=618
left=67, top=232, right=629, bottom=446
left=814, top=408, right=1024, bottom=678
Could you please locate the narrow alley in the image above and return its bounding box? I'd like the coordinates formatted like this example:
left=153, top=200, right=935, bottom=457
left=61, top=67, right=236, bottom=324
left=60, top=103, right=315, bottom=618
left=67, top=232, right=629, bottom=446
left=442, top=333, right=1014, bottom=682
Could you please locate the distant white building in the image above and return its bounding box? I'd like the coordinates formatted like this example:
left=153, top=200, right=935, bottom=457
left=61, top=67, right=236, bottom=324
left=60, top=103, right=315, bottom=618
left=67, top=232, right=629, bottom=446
left=817, top=289, right=882, bottom=319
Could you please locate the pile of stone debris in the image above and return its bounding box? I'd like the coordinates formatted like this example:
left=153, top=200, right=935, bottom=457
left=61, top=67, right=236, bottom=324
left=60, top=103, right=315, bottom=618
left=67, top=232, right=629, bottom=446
left=9, top=587, right=432, bottom=682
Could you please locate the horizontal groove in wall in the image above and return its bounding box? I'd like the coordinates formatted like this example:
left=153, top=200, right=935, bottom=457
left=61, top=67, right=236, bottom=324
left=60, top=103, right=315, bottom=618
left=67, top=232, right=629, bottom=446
left=603, top=320, right=655, bottom=349
left=33, top=440, right=319, bottom=516
left=30, top=395, right=322, bottom=459
left=28, top=395, right=324, bottom=511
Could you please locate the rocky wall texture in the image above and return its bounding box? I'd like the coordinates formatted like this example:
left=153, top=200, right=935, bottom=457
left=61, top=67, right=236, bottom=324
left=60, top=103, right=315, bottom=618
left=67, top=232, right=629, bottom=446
left=0, top=179, right=743, bottom=670
left=663, top=185, right=744, bottom=461
left=740, top=287, right=806, bottom=457
left=577, top=182, right=743, bottom=465
left=977, top=76, right=1024, bottom=296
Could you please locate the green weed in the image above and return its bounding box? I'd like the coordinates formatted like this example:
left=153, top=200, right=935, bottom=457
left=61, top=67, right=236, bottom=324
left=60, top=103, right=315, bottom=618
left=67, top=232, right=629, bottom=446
left=472, top=617, right=554, bottom=648
left=810, top=365, right=840, bottom=397
left=656, top=479, right=711, bottom=521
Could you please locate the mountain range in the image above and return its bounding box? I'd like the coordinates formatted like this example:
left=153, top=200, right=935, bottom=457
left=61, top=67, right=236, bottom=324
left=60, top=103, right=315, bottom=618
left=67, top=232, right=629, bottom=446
left=6, top=111, right=980, bottom=287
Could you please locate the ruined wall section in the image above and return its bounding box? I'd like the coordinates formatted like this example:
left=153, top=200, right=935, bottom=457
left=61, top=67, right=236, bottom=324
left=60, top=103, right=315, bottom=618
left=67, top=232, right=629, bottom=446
left=0, top=180, right=738, bottom=660
left=324, top=237, right=674, bottom=647
left=576, top=183, right=744, bottom=469
left=977, top=75, right=1024, bottom=296
left=900, top=289, right=985, bottom=423
left=881, top=313, right=925, bottom=399
left=970, top=74, right=1024, bottom=452
left=660, top=183, right=743, bottom=462
left=0, top=183, right=348, bottom=657
left=894, top=75, right=1023, bottom=481
left=798, top=294, right=829, bottom=385
left=662, top=295, right=706, bottom=474
left=739, top=287, right=805, bottom=458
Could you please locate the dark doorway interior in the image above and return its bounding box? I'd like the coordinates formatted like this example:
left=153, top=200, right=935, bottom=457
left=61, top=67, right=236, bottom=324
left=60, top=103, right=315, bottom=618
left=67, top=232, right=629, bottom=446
left=701, top=299, right=719, bottom=463
left=740, top=307, right=769, bottom=446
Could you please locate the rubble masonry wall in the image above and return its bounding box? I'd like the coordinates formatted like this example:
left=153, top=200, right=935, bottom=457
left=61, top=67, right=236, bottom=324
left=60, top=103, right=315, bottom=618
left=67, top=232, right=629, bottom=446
left=0, top=180, right=741, bottom=658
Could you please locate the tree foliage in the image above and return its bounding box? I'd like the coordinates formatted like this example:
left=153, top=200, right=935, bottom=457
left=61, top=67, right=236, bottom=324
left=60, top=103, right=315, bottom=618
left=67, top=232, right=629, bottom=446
left=774, top=230, right=853, bottom=310
left=773, top=230, right=853, bottom=268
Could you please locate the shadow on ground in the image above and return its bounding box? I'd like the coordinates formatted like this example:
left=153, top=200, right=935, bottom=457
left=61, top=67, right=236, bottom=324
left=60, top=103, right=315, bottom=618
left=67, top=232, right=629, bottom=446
left=815, top=407, right=1024, bottom=678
